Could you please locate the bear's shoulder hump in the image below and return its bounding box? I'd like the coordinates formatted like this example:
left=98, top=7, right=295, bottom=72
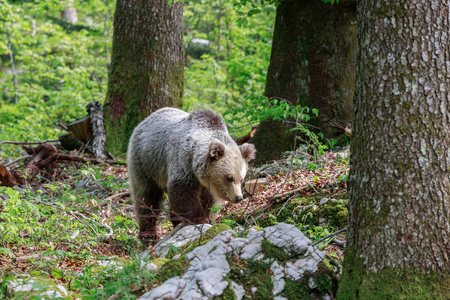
left=187, top=109, right=227, bottom=131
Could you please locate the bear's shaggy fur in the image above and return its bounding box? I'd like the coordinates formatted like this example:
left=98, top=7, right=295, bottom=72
left=127, top=107, right=256, bottom=239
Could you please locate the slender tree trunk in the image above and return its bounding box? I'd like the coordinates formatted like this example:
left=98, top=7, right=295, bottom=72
left=60, top=0, right=78, bottom=24
left=5, top=27, right=18, bottom=104
left=338, top=1, right=450, bottom=298
left=103, top=0, right=110, bottom=69
left=251, top=0, right=356, bottom=164
left=103, top=0, right=184, bottom=155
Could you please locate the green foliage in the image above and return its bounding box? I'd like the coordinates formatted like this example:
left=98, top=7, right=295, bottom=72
left=183, top=0, right=274, bottom=131
left=233, top=0, right=339, bottom=26
left=0, top=0, right=113, bottom=159
left=0, top=0, right=274, bottom=159
left=226, top=96, right=327, bottom=157
left=73, top=258, right=155, bottom=299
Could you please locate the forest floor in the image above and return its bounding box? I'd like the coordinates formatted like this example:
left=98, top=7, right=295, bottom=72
left=0, top=146, right=349, bottom=298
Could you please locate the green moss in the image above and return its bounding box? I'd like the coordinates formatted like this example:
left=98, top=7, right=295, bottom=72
left=156, top=256, right=188, bottom=282
left=219, top=281, right=237, bottom=300
left=7, top=275, right=72, bottom=299
left=283, top=277, right=312, bottom=300
left=253, top=195, right=348, bottom=230
left=179, top=224, right=232, bottom=256
left=314, top=262, right=335, bottom=295
left=149, top=258, right=170, bottom=268
left=227, top=257, right=273, bottom=300
left=281, top=261, right=337, bottom=300
left=261, top=238, right=290, bottom=262
left=206, top=224, right=232, bottom=237
left=337, top=249, right=450, bottom=300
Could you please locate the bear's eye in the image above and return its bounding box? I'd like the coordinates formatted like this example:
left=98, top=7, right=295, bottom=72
left=226, top=176, right=234, bottom=182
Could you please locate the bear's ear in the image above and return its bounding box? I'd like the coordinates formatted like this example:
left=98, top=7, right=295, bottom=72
left=209, top=140, right=226, bottom=160
left=239, top=143, right=256, bottom=162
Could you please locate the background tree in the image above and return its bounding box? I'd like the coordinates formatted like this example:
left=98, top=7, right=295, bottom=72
left=103, top=0, right=184, bottom=155
left=251, top=0, right=356, bottom=164
left=338, top=1, right=450, bottom=297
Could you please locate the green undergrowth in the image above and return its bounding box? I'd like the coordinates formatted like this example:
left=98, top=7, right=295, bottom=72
left=0, top=163, right=150, bottom=298
left=234, top=194, right=348, bottom=245
left=73, top=257, right=155, bottom=299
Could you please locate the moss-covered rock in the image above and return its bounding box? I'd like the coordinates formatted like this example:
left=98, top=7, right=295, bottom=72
left=261, top=238, right=291, bottom=262
left=180, top=224, right=233, bottom=255
left=254, top=195, right=348, bottom=230
left=281, top=261, right=338, bottom=300
left=6, top=275, right=71, bottom=299
left=156, top=256, right=189, bottom=283
left=227, top=257, right=274, bottom=300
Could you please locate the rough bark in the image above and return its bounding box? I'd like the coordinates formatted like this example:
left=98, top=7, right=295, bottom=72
left=338, top=1, right=450, bottom=298
left=60, top=8, right=78, bottom=24
left=87, top=101, right=106, bottom=158
left=60, top=0, right=78, bottom=24
left=251, top=0, right=356, bottom=164
left=104, top=0, right=184, bottom=155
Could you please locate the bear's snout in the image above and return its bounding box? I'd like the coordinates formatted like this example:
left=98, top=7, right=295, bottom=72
left=235, top=196, right=243, bottom=202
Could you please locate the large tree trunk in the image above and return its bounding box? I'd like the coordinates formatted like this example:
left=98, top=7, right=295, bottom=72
left=338, top=1, right=450, bottom=298
left=104, top=0, right=184, bottom=155
left=251, top=0, right=356, bottom=164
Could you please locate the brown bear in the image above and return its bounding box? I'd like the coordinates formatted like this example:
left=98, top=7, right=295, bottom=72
left=127, top=107, right=256, bottom=240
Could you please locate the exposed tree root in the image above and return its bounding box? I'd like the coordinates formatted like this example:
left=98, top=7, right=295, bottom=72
left=0, top=144, right=85, bottom=187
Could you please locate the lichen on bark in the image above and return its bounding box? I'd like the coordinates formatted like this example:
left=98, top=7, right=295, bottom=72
left=103, top=0, right=184, bottom=155
left=338, top=0, right=450, bottom=297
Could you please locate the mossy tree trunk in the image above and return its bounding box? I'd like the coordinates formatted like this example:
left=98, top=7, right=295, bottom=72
left=104, top=0, right=184, bottom=155
left=337, top=1, right=450, bottom=298
left=251, top=0, right=356, bottom=164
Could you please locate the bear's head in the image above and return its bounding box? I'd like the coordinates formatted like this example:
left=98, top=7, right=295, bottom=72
left=205, top=139, right=256, bottom=204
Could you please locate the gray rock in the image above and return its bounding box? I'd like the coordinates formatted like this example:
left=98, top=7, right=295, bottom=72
left=139, top=249, right=152, bottom=260
left=97, top=259, right=122, bottom=269
left=155, top=224, right=212, bottom=258
left=309, top=277, right=316, bottom=289
left=139, top=223, right=328, bottom=300
left=230, top=281, right=245, bottom=300
left=8, top=279, right=36, bottom=294
left=140, top=261, right=158, bottom=271
left=319, top=197, right=329, bottom=205
left=40, top=290, right=64, bottom=298
left=56, top=285, right=68, bottom=296
left=271, top=261, right=285, bottom=296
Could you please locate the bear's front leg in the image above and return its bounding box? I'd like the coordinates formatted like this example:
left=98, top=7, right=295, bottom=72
left=132, top=178, right=164, bottom=242
left=167, top=178, right=210, bottom=228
